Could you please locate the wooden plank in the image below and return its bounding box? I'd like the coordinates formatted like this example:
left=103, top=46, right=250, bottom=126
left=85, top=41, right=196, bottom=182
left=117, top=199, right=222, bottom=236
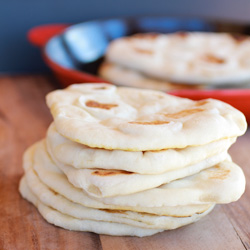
left=0, top=76, right=101, bottom=250
left=0, top=75, right=249, bottom=250
left=100, top=206, right=245, bottom=250
left=224, top=131, right=250, bottom=250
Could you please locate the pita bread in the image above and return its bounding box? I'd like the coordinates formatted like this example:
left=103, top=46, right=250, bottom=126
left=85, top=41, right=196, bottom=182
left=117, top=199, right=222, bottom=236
left=99, top=159, right=245, bottom=207
left=99, top=62, right=204, bottom=91
left=31, top=141, right=245, bottom=208
left=25, top=141, right=213, bottom=217
left=47, top=122, right=235, bottom=174
left=106, top=32, right=250, bottom=86
left=21, top=173, right=214, bottom=230
left=19, top=178, right=163, bottom=237
left=48, top=140, right=228, bottom=197
left=46, top=83, right=247, bottom=151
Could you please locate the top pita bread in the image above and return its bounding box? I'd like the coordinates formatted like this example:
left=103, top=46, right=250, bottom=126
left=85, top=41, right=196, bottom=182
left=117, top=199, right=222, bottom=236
left=106, top=32, right=250, bottom=86
left=46, top=83, right=246, bottom=151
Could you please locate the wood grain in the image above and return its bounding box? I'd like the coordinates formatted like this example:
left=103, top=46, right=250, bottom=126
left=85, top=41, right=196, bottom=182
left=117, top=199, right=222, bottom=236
left=0, top=75, right=249, bottom=250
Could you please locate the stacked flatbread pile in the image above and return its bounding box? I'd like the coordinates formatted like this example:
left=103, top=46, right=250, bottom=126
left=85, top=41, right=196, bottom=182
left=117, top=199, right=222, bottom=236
left=19, top=83, right=247, bottom=237
left=99, top=32, right=250, bottom=90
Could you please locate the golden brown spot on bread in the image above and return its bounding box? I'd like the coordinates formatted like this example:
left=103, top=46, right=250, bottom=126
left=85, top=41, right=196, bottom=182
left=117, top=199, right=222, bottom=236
left=136, top=211, right=201, bottom=218
left=195, top=100, right=209, bottom=106
left=162, top=108, right=204, bottom=119
left=94, top=86, right=109, bottom=90
left=134, top=48, right=154, bottom=55
left=208, top=168, right=230, bottom=180
left=48, top=187, right=59, bottom=196
left=99, top=209, right=127, bottom=214
left=86, top=100, right=118, bottom=110
left=92, top=169, right=134, bottom=176
left=202, top=54, right=225, bottom=64
left=130, top=120, right=170, bottom=125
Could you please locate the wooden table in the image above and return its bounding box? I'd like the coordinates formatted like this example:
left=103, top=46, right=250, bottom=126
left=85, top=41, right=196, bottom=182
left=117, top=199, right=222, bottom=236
left=0, top=75, right=249, bottom=250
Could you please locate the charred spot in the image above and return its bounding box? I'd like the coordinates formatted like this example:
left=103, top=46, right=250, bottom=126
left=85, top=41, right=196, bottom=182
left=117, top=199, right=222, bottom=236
left=94, top=86, right=109, bottom=90
left=86, top=100, right=118, bottom=110
left=99, top=209, right=127, bottom=214
left=195, top=100, right=209, bottom=107
left=134, top=48, right=154, bottom=55
left=130, top=120, right=170, bottom=125
left=48, top=187, right=59, bottom=196
left=202, top=54, right=225, bottom=64
left=92, top=169, right=134, bottom=176
left=208, top=168, right=230, bottom=180
left=162, top=108, right=204, bottom=119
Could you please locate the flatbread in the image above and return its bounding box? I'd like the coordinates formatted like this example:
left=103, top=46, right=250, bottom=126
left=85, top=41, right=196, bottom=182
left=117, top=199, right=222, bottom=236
left=46, top=83, right=247, bottom=151
left=21, top=173, right=214, bottom=230
left=47, top=122, right=235, bottom=174
left=24, top=141, right=213, bottom=216
left=48, top=140, right=228, bottom=197
left=31, top=141, right=245, bottom=208
left=99, top=159, right=245, bottom=208
left=19, top=178, right=163, bottom=237
left=99, top=62, right=204, bottom=91
left=106, top=32, right=250, bottom=86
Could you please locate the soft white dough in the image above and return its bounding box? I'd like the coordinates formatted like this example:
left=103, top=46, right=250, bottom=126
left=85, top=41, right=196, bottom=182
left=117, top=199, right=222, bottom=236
left=46, top=83, right=246, bottom=151
left=47, top=122, right=236, bottom=174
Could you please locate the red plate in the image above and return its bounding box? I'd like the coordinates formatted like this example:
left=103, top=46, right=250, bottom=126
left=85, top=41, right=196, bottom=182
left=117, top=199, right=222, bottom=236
left=27, top=19, right=250, bottom=124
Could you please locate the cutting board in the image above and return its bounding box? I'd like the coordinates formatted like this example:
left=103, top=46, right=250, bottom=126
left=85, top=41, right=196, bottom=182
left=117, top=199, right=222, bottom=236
left=0, top=75, right=249, bottom=250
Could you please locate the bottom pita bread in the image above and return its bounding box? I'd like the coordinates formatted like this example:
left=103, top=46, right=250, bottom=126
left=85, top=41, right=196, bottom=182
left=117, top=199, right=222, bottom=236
left=20, top=177, right=214, bottom=237
left=19, top=178, right=162, bottom=237
left=19, top=140, right=244, bottom=237
left=23, top=167, right=214, bottom=229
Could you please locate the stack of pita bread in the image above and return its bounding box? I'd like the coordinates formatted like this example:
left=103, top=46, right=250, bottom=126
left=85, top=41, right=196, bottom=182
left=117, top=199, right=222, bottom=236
left=19, top=83, right=247, bottom=237
left=99, top=32, right=250, bottom=90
